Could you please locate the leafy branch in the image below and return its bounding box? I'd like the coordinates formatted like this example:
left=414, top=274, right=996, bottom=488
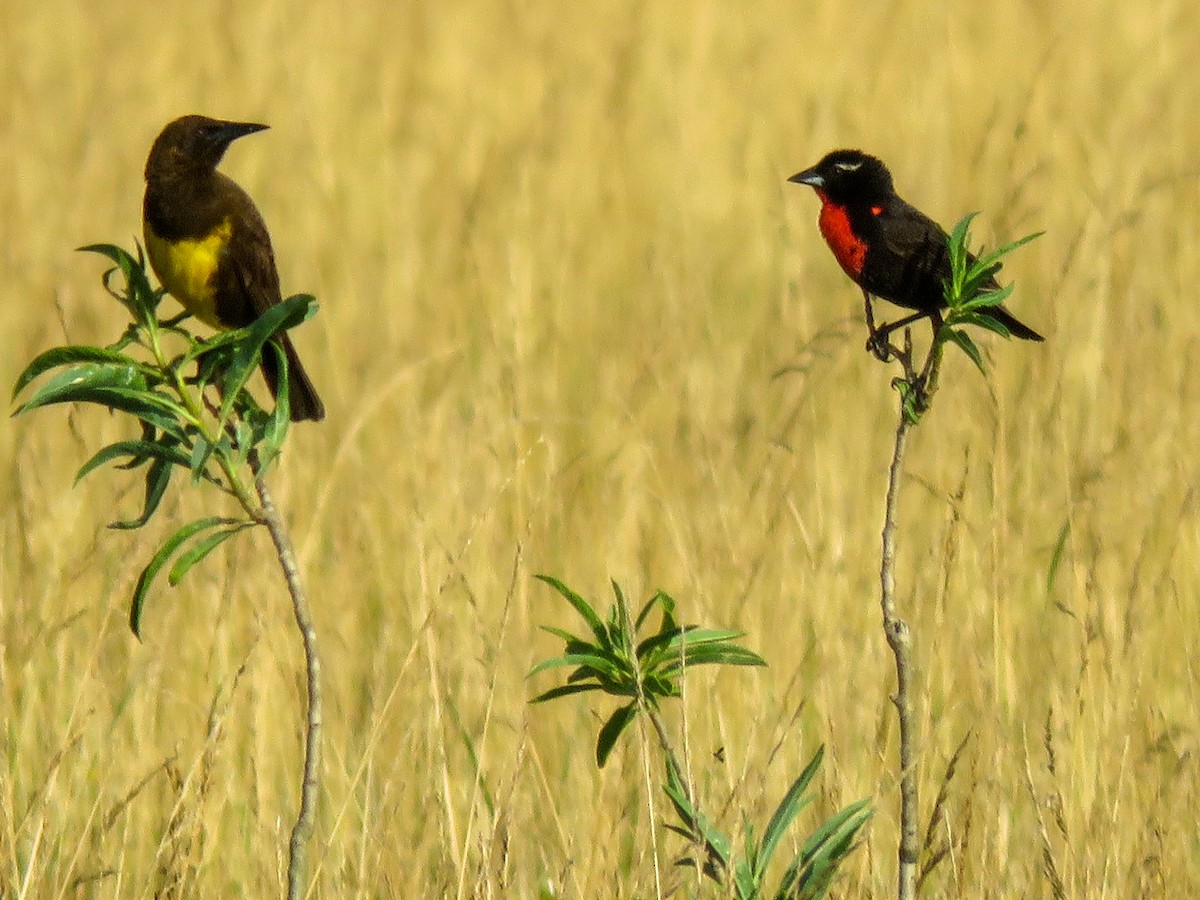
left=937, top=213, right=1044, bottom=375
left=11, top=242, right=324, bottom=899
left=12, top=243, right=314, bottom=635
left=885, top=215, right=1042, bottom=424
left=530, top=576, right=871, bottom=898
left=875, top=216, right=1040, bottom=900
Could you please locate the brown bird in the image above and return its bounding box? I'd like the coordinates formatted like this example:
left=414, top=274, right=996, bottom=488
left=143, top=115, right=325, bottom=421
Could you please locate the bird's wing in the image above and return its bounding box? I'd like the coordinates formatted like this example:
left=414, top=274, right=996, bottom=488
left=867, top=199, right=1002, bottom=305
left=883, top=199, right=1006, bottom=288
left=856, top=200, right=949, bottom=306
left=879, top=201, right=951, bottom=275
left=212, top=178, right=284, bottom=326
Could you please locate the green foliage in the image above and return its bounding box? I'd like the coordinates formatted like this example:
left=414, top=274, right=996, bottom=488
left=11, top=243, right=318, bottom=637
left=528, top=575, right=766, bottom=767
left=665, top=750, right=872, bottom=900
left=939, top=213, right=1043, bottom=375
left=890, top=215, right=1041, bottom=424
left=530, top=576, right=871, bottom=897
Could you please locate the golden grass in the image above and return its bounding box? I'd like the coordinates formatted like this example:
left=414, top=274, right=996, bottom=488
left=3, top=1, right=1200, bottom=896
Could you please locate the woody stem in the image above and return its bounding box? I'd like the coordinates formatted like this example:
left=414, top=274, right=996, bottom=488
left=880, top=386, right=919, bottom=900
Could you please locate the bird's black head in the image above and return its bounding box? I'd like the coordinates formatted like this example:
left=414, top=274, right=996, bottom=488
left=144, top=115, right=269, bottom=181
left=788, top=149, right=894, bottom=205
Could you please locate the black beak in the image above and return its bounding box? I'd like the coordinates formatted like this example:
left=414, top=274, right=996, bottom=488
left=787, top=166, right=823, bottom=187
left=215, top=120, right=269, bottom=145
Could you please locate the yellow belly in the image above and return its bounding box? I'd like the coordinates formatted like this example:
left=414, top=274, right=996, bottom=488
left=143, top=218, right=233, bottom=329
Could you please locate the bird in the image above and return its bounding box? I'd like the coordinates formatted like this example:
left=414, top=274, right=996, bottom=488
left=788, top=149, right=1044, bottom=356
left=143, top=115, right=325, bottom=422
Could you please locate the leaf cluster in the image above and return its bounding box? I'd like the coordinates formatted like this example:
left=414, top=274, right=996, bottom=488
left=938, top=213, right=1042, bottom=374
left=528, top=575, right=765, bottom=767
left=666, top=750, right=871, bottom=900
left=11, top=244, right=318, bottom=636
left=529, top=576, right=871, bottom=898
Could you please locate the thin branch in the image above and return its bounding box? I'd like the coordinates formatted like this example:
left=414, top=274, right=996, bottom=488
left=256, top=476, right=323, bottom=900
left=878, top=327, right=940, bottom=900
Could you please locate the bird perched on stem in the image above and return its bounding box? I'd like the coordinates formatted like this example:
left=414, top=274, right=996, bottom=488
left=788, top=149, right=1044, bottom=357
left=143, top=115, right=325, bottom=421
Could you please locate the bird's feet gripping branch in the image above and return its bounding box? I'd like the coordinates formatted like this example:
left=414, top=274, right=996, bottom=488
left=860, top=289, right=933, bottom=364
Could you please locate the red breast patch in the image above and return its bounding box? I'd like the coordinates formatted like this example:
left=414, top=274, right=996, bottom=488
left=816, top=196, right=867, bottom=280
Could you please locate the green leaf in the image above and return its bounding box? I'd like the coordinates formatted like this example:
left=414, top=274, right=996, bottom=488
left=109, top=456, right=174, bottom=530
left=947, top=310, right=1012, bottom=336
left=540, top=650, right=626, bottom=679
left=595, top=702, right=637, bottom=768
left=971, top=230, right=1044, bottom=274
left=167, top=522, right=253, bottom=586
left=636, top=625, right=690, bottom=661
left=14, top=364, right=192, bottom=438
left=535, top=624, right=586, bottom=647
left=528, top=683, right=604, bottom=704
left=263, top=339, right=291, bottom=436
left=187, top=432, right=217, bottom=482
left=231, top=418, right=255, bottom=468
left=778, top=798, right=872, bottom=900
left=635, top=589, right=674, bottom=630
left=178, top=326, right=247, bottom=364
left=640, top=673, right=680, bottom=699
left=946, top=210, right=977, bottom=253
left=14, top=362, right=143, bottom=409
left=942, top=216, right=1042, bottom=328
left=526, top=652, right=617, bottom=681
left=78, top=243, right=161, bottom=323
left=217, top=295, right=313, bottom=422
left=959, top=261, right=1002, bottom=297
left=945, top=212, right=978, bottom=302
left=535, top=574, right=608, bottom=645
left=667, top=627, right=747, bottom=648
left=958, top=283, right=1014, bottom=311
left=756, top=747, right=823, bottom=880
left=641, top=618, right=746, bottom=667
left=732, top=859, right=759, bottom=899
left=87, top=389, right=193, bottom=437
left=660, top=644, right=768, bottom=675
left=129, top=516, right=241, bottom=637
left=942, top=329, right=986, bottom=376
left=11, top=346, right=155, bottom=400
left=75, top=439, right=193, bottom=483
left=664, top=758, right=732, bottom=871
left=610, top=579, right=634, bottom=647
left=1045, top=519, right=1071, bottom=595
left=77, top=242, right=139, bottom=268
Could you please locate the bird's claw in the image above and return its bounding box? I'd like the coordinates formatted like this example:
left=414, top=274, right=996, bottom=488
left=866, top=329, right=898, bottom=362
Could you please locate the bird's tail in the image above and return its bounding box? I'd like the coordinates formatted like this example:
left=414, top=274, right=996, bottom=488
left=261, top=333, right=326, bottom=422
left=987, top=305, right=1045, bottom=342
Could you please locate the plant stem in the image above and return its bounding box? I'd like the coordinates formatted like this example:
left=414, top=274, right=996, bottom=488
left=881, top=406, right=917, bottom=900
left=147, top=324, right=258, bottom=512
left=878, top=326, right=939, bottom=900
left=256, top=476, right=323, bottom=900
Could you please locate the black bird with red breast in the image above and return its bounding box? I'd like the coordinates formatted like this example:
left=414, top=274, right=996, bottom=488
left=788, top=149, right=1044, bottom=351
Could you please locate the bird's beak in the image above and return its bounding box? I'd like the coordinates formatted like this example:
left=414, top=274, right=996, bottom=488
left=787, top=166, right=823, bottom=187
left=217, top=120, right=269, bottom=144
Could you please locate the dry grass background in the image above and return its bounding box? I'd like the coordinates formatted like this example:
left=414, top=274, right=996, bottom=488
left=2, top=0, right=1199, bottom=896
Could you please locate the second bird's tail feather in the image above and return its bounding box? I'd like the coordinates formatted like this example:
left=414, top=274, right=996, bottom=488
left=261, top=333, right=326, bottom=422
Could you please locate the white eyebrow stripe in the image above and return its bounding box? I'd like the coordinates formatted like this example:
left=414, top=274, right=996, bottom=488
left=833, top=161, right=863, bottom=172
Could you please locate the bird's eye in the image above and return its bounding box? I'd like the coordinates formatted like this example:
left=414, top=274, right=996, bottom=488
left=834, top=161, right=863, bottom=172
